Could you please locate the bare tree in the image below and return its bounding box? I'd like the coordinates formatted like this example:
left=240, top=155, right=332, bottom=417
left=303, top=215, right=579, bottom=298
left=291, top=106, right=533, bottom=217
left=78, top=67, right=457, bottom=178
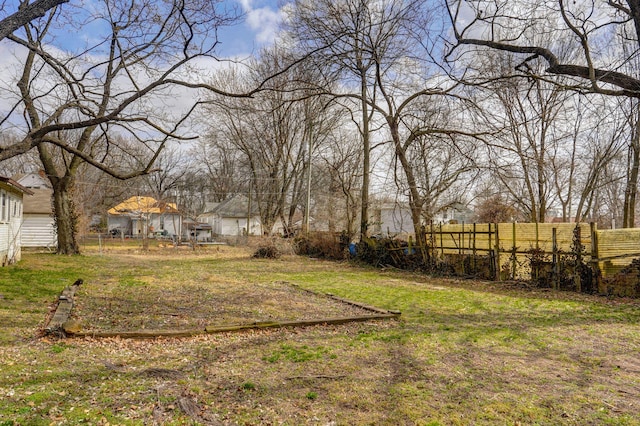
left=482, top=71, right=573, bottom=222
left=204, top=47, right=338, bottom=235
left=139, top=145, right=192, bottom=202
left=192, top=136, right=245, bottom=204
left=0, top=0, right=68, bottom=41
left=287, top=0, right=411, bottom=240
left=447, top=0, right=640, bottom=225
left=1, top=0, right=259, bottom=253
left=447, top=0, right=640, bottom=97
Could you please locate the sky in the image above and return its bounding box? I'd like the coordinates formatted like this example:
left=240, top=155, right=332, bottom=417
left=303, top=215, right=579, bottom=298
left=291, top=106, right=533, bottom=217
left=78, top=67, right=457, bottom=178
left=226, top=0, right=284, bottom=56
left=0, top=0, right=285, bottom=125
left=1, top=0, right=284, bottom=58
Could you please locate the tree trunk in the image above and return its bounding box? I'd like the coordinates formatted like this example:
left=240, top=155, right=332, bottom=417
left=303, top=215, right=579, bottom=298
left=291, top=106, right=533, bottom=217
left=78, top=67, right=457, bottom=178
left=51, top=176, right=80, bottom=255
left=359, top=72, right=370, bottom=241
left=623, top=106, right=640, bottom=228
left=623, top=143, right=639, bottom=228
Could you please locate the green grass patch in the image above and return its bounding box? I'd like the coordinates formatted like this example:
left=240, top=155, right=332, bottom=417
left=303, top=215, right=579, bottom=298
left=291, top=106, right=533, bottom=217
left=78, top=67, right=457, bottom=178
left=1, top=245, right=640, bottom=425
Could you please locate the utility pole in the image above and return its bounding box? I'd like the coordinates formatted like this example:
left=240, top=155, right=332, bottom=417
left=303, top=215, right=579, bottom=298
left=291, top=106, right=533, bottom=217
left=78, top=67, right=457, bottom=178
left=247, top=177, right=252, bottom=236
left=304, top=121, right=313, bottom=235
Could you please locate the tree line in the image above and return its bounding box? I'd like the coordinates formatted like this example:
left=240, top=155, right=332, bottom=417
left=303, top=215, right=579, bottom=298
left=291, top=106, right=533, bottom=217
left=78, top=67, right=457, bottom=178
left=1, top=0, right=640, bottom=254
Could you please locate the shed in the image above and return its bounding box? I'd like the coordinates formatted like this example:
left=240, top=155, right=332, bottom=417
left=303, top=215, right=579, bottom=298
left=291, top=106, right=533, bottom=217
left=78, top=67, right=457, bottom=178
left=21, top=188, right=56, bottom=248
left=0, top=176, right=32, bottom=265
left=197, top=195, right=262, bottom=236
left=183, top=219, right=212, bottom=242
left=14, top=172, right=57, bottom=249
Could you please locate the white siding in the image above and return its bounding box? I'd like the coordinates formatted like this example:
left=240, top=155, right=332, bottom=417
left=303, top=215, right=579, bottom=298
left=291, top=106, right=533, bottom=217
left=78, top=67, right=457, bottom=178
left=219, top=217, right=261, bottom=236
left=380, top=207, right=415, bottom=235
left=149, top=213, right=182, bottom=236
left=107, top=216, right=130, bottom=234
left=21, top=214, right=57, bottom=248
left=0, top=193, right=25, bottom=264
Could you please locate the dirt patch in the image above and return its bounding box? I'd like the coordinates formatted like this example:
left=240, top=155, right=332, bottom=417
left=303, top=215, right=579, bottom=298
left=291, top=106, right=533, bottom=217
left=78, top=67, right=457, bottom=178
left=73, top=276, right=385, bottom=334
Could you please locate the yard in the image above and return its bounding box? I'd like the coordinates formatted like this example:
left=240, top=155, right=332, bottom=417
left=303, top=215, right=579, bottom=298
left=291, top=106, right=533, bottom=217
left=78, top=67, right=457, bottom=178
left=1, top=242, right=640, bottom=425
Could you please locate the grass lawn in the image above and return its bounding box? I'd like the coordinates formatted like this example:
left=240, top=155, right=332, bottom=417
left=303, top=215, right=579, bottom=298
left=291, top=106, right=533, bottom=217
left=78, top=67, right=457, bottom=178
left=1, top=242, right=640, bottom=425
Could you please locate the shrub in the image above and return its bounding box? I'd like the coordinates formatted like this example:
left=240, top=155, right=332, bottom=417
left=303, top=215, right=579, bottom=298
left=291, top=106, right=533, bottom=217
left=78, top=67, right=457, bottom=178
left=293, top=232, right=347, bottom=260
left=252, top=244, right=281, bottom=259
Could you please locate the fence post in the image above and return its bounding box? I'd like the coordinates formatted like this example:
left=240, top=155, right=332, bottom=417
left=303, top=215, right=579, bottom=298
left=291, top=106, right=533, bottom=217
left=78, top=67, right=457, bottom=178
left=511, top=222, right=517, bottom=280
left=552, top=227, right=558, bottom=290
left=472, top=223, right=477, bottom=273
left=494, top=223, right=501, bottom=281
left=488, top=223, right=494, bottom=277
left=440, top=222, right=444, bottom=259
left=459, top=223, right=464, bottom=273
left=574, top=225, right=582, bottom=293
left=430, top=221, right=435, bottom=263
left=590, top=222, right=600, bottom=293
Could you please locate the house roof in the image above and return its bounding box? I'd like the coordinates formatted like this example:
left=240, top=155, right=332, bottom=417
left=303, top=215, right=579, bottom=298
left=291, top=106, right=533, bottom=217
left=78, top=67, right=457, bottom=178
left=210, top=195, right=259, bottom=218
left=183, top=219, right=212, bottom=230
left=14, top=171, right=51, bottom=189
left=203, top=201, right=220, bottom=213
left=23, top=188, right=53, bottom=214
left=0, top=176, right=33, bottom=196
left=108, top=196, right=180, bottom=216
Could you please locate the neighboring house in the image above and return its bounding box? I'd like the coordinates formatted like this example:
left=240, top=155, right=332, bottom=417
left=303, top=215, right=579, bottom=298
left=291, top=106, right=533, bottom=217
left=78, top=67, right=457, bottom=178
left=432, top=203, right=475, bottom=225
left=271, top=213, right=316, bottom=236
left=14, top=172, right=57, bottom=249
left=197, top=195, right=262, bottom=236
left=372, top=203, right=415, bottom=236
left=107, top=196, right=182, bottom=238
left=0, top=176, right=32, bottom=265
left=14, top=171, right=50, bottom=188
left=182, top=218, right=212, bottom=242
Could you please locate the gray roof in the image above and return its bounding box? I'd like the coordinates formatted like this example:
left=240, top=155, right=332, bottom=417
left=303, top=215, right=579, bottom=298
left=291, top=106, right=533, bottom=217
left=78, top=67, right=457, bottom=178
left=23, top=188, right=53, bottom=214
left=203, top=202, right=220, bottom=212
left=212, top=195, right=259, bottom=218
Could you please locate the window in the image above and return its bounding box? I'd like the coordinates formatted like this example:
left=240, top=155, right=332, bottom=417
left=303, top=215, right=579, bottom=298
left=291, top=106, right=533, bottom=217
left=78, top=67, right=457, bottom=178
left=1, top=191, right=6, bottom=222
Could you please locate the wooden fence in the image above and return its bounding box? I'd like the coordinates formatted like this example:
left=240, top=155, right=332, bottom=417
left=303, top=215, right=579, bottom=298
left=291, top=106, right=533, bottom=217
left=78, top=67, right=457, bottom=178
left=418, top=222, right=640, bottom=297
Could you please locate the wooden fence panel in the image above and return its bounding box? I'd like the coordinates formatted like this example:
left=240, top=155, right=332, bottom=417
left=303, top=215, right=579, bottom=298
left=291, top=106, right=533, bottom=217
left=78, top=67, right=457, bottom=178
left=423, top=222, right=640, bottom=288
left=429, top=223, right=593, bottom=280
left=595, top=228, right=640, bottom=276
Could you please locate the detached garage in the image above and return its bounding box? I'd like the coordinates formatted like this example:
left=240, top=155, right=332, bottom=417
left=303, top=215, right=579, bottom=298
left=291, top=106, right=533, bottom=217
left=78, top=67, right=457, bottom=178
left=14, top=172, right=57, bottom=249
left=21, top=187, right=56, bottom=249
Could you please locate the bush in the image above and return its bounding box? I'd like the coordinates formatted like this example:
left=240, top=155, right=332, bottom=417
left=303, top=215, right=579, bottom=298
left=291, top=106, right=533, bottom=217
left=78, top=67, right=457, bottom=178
left=293, top=232, right=347, bottom=260
left=253, top=245, right=281, bottom=259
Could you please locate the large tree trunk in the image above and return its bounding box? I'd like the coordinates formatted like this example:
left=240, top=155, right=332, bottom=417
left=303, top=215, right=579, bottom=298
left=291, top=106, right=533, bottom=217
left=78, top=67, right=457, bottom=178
left=623, top=143, right=639, bottom=228
left=359, top=71, right=370, bottom=241
left=624, top=105, right=640, bottom=228
left=51, top=176, right=80, bottom=254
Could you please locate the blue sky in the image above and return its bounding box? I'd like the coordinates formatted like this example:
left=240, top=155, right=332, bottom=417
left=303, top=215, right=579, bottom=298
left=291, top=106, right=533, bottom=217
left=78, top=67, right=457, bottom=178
left=2, top=0, right=283, bottom=58
left=214, top=0, right=284, bottom=57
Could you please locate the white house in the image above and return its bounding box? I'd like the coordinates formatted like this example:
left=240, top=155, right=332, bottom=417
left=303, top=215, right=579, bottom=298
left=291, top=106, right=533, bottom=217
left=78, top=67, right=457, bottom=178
left=0, top=176, right=32, bottom=265
left=107, top=196, right=182, bottom=238
left=197, top=195, right=262, bottom=236
left=182, top=218, right=212, bottom=242
left=432, top=203, right=475, bottom=225
left=14, top=172, right=56, bottom=249
left=371, top=203, right=415, bottom=236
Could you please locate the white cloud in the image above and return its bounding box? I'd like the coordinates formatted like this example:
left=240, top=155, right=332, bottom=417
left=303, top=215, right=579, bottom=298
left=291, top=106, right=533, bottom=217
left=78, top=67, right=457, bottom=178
left=237, top=0, right=284, bottom=46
